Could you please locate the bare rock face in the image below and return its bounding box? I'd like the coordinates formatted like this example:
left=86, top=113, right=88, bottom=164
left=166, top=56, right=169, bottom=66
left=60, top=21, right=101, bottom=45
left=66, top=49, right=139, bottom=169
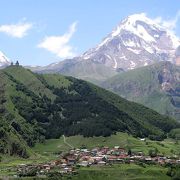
left=158, top=62, right=180, bottom=92
left=175, top=46, right=180, bottom=66
left=80, top=13, right=179, bottom=70
left=156, top=63, right=180, bottom=118
left=101, top=61, right=180, bottom=120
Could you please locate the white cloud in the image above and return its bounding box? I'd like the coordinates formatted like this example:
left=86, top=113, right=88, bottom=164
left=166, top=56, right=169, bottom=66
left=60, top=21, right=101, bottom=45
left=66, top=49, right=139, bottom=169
left=153, top=10, right=180, bottom=31
left=152, top=11, right=180, bottom=48
left=38, top=22, right=77, bottom=59
left=0, top=21, right=33, bottom=38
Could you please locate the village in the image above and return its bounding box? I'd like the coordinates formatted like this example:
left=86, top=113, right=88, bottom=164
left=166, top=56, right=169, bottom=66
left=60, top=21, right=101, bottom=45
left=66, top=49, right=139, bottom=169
left=17, top=146, right=180, bottom=177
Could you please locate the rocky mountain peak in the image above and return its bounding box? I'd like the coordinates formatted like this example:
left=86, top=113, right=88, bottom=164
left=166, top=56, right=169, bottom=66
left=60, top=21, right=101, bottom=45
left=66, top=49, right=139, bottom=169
left=29, top=14, right=180, bottom=82
left=81, top=13, right=179, bottom=70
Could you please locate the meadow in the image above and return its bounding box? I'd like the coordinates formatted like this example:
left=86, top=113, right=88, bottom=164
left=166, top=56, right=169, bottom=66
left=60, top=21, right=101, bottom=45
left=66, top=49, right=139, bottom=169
left=1, top=132, right=179, bottom=179
left=33, top=132, right=180, bottom=156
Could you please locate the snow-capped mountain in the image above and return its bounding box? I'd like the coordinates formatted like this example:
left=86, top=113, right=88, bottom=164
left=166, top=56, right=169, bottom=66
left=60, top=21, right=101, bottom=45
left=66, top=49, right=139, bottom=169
left=31, top=13, right=180, bottom=82
left=81, top=13, right=179, bottom=70
left=0, top=51, right=11, bottom=68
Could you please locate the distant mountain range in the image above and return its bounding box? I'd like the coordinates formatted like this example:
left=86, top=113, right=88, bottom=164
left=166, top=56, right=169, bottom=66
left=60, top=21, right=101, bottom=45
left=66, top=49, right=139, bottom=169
left=27, top=13, right=180, bottom=83
left=102, top=61, right=180, bottom=121
left=1, top=13, right=180, bottom=82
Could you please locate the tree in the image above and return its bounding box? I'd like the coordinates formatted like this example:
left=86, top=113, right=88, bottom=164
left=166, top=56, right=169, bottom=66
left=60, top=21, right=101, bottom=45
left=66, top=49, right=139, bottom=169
left=148, top=148, right=158, bottom=157
left=128, top=149, right=132, bottom=156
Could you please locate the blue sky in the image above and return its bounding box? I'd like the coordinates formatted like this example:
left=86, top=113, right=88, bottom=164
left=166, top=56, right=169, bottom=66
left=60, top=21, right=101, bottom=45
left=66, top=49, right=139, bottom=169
left=0, top=0, right=180, bottom=66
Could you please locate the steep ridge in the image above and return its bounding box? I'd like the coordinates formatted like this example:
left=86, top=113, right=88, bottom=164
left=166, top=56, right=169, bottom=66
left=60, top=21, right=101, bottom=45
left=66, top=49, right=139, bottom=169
left=102, top=61, right=180, bottom=121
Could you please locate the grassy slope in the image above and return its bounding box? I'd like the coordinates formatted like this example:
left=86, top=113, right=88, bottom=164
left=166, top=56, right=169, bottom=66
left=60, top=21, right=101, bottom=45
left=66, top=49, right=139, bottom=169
left=0, top=163, right=171, bottom=180
left=1, top=132, right=179, bottom=178
left=4, top=67, right=55, bottom=99
left=73, top=164, right=170, bottom=180
left=62, top=60, right=118, bottom=83
left=91, top=83, right=178, bottom=137
left=0, top=71, right=34, bottom=157
left=0, top=67, right=61, bottom=157
left=42, top=73, right=166, bottom=137
left=3, top=66, right=178, bottom=135
left=0, top=66, right=179, bottom=158
left=102, top=62, right=180, bottom=120
left=2, top=67, right=71, bottom=122
left=0, top=66, right=179, bottom=179
left=33, top=133, right=180, bottom=157
left=40, top=59, right=118, bottom=84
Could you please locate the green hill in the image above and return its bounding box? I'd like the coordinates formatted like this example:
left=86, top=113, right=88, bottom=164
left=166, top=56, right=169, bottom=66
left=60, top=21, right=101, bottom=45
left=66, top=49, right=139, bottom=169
left=36, top=59, right=118, bottom=84
left=102, top=62, right=180, bottom=121
left=0, top=65, right=179, bottom=157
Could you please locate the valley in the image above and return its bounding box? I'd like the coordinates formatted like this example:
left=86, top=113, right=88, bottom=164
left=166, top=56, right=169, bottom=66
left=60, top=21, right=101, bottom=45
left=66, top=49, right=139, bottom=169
left=0, top=6, right=180, bottom=179
left=0, top=65, right=180, bottom=179
left=0, top=133, right=180, bottom=179
left=1, top=65, right=178, bottom=157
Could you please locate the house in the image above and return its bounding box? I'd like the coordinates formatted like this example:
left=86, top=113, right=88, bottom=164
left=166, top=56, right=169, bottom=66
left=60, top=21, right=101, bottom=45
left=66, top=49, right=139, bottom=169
left=145, top=157, right=152, bottom=162
left=51, top=160, right=61, bottom=166
left=118, top=154, right=128, bottom=159
left=42, top=164, right=51, bottom=172
left=176, top=160, right=180, bottom=164
left=78, top=161, right=89, bottom=167
left=108, top=156, right=118, bottom=163
left=97, top=161, right=106, bottom=166
left=61, top=163, right=67, bottom=168
left=114, top=146, right=120, bottom=149
left=91, top=148, right=99, bottom=154
left=60, top=159, right=67, bottom=163
left=65, top=167, right=73, bottom=172
left=81, top=149, right=89, bottom=152
left=67, top=158, right=76, bottom=165
left=92, top=156, right=103, bottom=162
